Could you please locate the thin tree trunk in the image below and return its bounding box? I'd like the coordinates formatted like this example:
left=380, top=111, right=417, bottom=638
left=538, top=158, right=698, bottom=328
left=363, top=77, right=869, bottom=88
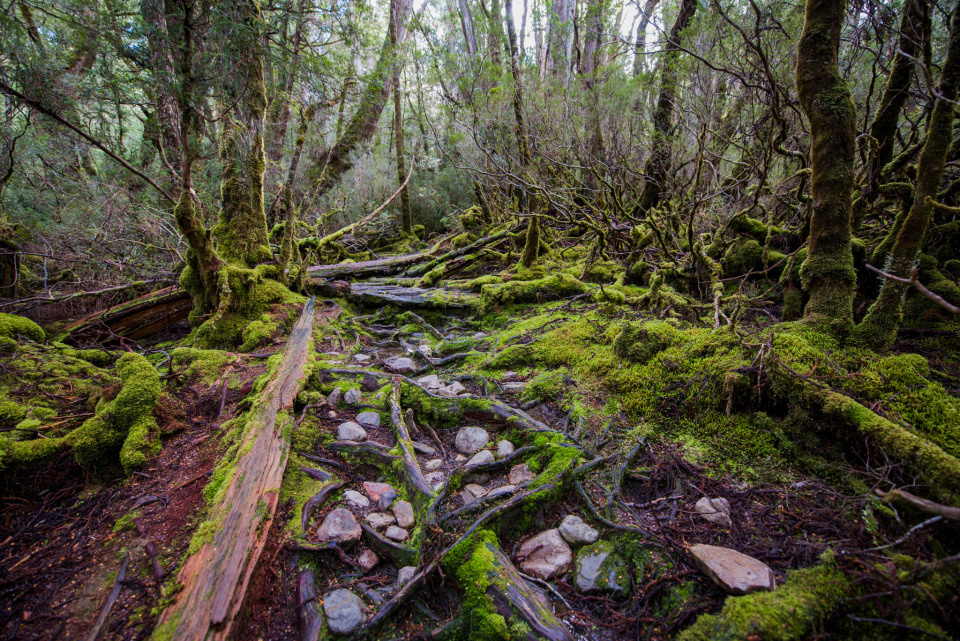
left=458, top=0, right=478, bottom=55
left=633, top=0, right=660, bottom=77
left=852, top=5, right=960, bottom=350
left=392, top=0, right=413, bottom=235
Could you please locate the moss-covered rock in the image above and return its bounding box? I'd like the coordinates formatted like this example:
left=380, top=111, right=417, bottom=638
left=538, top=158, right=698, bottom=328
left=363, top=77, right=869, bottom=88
left=573, top=541, right=630, bottom=597
left=0, top=312, right=44, bottom=343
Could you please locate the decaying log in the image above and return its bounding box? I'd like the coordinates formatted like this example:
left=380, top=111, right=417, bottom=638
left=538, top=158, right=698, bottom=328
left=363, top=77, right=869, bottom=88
left=349, top=283, right=479, bottom=309
left=389, top=377, right=436, bottom=509
left=877, top=488, right=960, bottom=522
left=59, top=285, right=193, bottom=346
left=153, top=297, right=318, bottom=641
left=297, top=569, right=324, bottom=641
left=306, top=252, right=431, bottom=280
left=327, top=440, right=399, bottom=465
left=466, top=539, right=574, bottom=641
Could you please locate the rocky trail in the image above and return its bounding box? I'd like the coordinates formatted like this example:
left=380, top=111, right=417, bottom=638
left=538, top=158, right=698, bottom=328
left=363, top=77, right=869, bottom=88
left=1, top=249, right=959, bottom=641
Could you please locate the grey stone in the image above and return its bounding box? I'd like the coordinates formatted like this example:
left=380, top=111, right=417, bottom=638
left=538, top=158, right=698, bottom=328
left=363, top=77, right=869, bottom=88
left=473, top=332, right=488, bottom=339
left=384, top=356, right=418, bottom=374
left=467, top=450, right=495, bottom=467
left=337, top=421, right=367, bottom=442
left=393, top=500, right=415, bottom=529
left=396, top=566, right=417, bottom=590
left=436, top=387, right=458, bottom=398
left=413, top=442, right=437, bottom=456
left=424, top=458, right=444, bottom=471
left=417, top=344, right=433, bottom=358
left=695, top=497, right=732, bottom=528
left=460, top=490, right=479, bottom=505
left=316, top=509, right=362, bottom=547
left=344, top=388, right=362, bottom=405
left=446, top=381, right=467, bottom=395
left=502, top=371, right=518, bottom=381
left=365, top=512, right=396, bottom=530
left=323, top=589, right=366, bottom=636
left=361, top=586, right=385, bottom=606
left=517, top=529, right=572, bottom=580
left=559, top=515, right=600, bottom=546
left=378, top=488, right=398, bottom=510
left=425, top=471, right=445, bottom=485
left=357, top=549, right=378, bottom=573
left=327, top=387, right=343, bottom=408
left=356, top=411, right=381, bottom=428
left=464, top=484, right=488, bottom=498
left=385, top=526, right=409, bottom=541
left=485, top=485, right=517, bottom=499
left=502, top=382, right=526, bottom=395
left=689, top=544, right=776, bottom=595
left=354, top=353, right=372, bottom=364
left=432, top=482, right=445, bottom=492
left=496, top=440, right=515, bottom=459
left=455, top=427, right=490, bottom=454
left=416, top=374, right=443, bottom=390
left=508, top=464, right=534, bottom=485
left=343, top=490, right=370, bottom=509
left=574, top=541, right=630, bottom=597
left=362, top=482, right=393, bottom=502
left=454, top=454, right=467, bottom=463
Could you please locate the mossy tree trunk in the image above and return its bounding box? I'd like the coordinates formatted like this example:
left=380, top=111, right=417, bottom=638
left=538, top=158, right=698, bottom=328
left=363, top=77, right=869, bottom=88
left=391, top=0, right=413, bottom=237
left=863, top=0, right=929, bottom=204
left=795, top=0, right=858, bottom=332
left=632, top=0, right=660, bottom=77
left=851, top=6, right=960, bottom=351
left=636, top=0, right=696, bottom=213
left=505, top=0, right=540, bottom=268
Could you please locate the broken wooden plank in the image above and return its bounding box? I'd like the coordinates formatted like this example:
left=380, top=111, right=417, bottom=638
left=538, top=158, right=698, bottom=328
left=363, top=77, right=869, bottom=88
left=153, top=297, right=318, bottom=641
left=349, top=283, right=479, bottom=309
left=305, top=252, right=430, bottom=280
left=59, top=285, right=192, bottom=346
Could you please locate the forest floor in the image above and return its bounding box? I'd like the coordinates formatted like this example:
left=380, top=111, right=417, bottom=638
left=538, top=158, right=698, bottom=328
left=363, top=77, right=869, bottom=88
left=1, top=248, right=959, bottom=641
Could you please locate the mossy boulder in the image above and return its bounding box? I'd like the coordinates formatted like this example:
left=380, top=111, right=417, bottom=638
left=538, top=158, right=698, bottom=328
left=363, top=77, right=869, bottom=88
left=613, top=320, right=682, bottom=364
left=0, top=313, right=44, bottom=343
left=573, top=541, right=630, bottom=597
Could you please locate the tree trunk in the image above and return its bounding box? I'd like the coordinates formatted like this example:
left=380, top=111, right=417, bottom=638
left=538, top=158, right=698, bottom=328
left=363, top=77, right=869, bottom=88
left=795, top=0, right=858, bottom=332
left=459, top=0, right=478, bottom=55
left=851, top=5, right=960, bottom=350
left=391, top=0, right=413, bottom=236
left=636, top=0, right=696, bottom=213
left=633, top=0, right=660, bottom=77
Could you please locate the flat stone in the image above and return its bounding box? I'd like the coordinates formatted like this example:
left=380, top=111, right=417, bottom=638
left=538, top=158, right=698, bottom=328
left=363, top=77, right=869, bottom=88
left=467, top=450, right=495, bottom=467
left=425, top=471, right=445, bottom=485
left=396, top=566, right=417, bottom=590
left=417, top=345, right=433, bottom=358
left=424, top=458, right=444, bottom=471
left=384, top=356, right=418, bottom=374
left=502, top=371, right=518, bottom=381
left=695, top=497, right=732, bottom=528
left=446, top=381, right=466, bottom=395
left=328, top=387, right=343, bottom=407
left=455, top=427, right=490, bottom=454
left=574, top=541, right=630, bottom=596
left=385, top=526, right=409, bottom=541
left=517, top=529, right=572, bottom=580
left=559, top=515, right=600, bottom=546
left=356, top=411, right=381, bottom=428
left=464, top=484, right=488, bottom=498
left=344, top=388, right=362, bottom=405
left=689, top=544, right=776, bottom=595
left=361, top=585, right=385, bottom=606
left=378, top=488, right=398, bottom=510
left=416, top=374, right=443, bottom=390
left=316, top=509, right=362, bottom=547
left=496, top=440, right=515, bottom=459
left=508, top=463, right=534, bottom=485
left=365, top=512, right=396, bottom=530
left=393, top=500, right=415, bottom=529
left=432, top=482, right=445, bottom=492
left=362, top=482, right=394, bottom=502
left=473, top=332, right=488, bottom=339
left=485, top=484, right=517, bottom=499
left=454, top=454, right=467, bottom=463
left=337, top=421, right=367, bottom=442
left=357, top=549, right=378, bottom=573
left=502, top=382, right=526, bottom=395
left=460, top=490, right=479, bottom=505
left=412, top=442, right=436, bottom=456
left=436, top=387, right=458, bottom=398
left=354, top=353, right=372, bottom=364
left=323, top=589, right=366, bottom=636
left=343, top=490, right=370, bottom=509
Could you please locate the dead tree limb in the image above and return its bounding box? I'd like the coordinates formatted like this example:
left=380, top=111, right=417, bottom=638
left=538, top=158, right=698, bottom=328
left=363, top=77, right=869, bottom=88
left=389, top=377, right=437, bottom=508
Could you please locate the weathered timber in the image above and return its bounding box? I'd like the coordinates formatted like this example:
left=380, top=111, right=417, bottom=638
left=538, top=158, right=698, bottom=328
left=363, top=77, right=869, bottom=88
left=404, top=224, right=522, bottom=277
left=349, top=283, right=479, bottom=309
left=388, top=377, right=436, bottom=509
left=306, top=252, right=430, bottom=280
left=59, top=285, right=192, bottom=346
left=153, top=297, right=318, bottom=641
left=297, top=569, right=324, bottom=641
left=466, top=539, right=574, bottom=641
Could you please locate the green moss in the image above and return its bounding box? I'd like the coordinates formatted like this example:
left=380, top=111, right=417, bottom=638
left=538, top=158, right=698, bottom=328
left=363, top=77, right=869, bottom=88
left=239, top=314, right=279, bottom=352
left=480, top=273, right=589, bottom=308
left=678, top=554, right=848, bottom=641
left=0, top=312, right=44, bottom=342
left=113, top=507, right=143, bottom=533
left=520, top=369, right=567, bottom=403
left=452, top=232, right=478, bottom=248
left=171, top=348, right=238, bottom=384
left=613, top=320, right=682, bottom=364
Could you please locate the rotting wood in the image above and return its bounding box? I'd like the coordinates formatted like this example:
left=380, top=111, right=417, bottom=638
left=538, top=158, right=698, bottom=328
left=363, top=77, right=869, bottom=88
left=153, top=297, right=318, bottom=641
left=349, top=282, right=479, bottom=308
left=389, top=377, right=436, bottom=509
left=877, top=488, right=960, bottom=522
left=59, top=285, right=193, bottom=346
left=305, top=252, right=431, bottom=280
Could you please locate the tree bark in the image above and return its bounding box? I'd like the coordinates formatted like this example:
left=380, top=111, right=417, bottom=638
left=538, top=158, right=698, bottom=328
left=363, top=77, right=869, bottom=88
left=795, top=0, right=857, bottom=332
left=852, top=5, right=960, bottom=350
left=391, top=0, right=413, bottom=236
left=632, top=0, right=660, bottom=77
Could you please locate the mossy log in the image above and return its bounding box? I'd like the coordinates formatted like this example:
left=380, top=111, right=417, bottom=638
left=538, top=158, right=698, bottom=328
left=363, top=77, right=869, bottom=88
left=349, top=283, right=479, bottom=309
left=404, top=225, right=522, bottom=278
left=59, top=285, right=192, bottom=346
left=388, top=378, right=436, bottom=509
left=305, top=252, right=430, bottom=280
left=153, top=297, right=317, bottom=641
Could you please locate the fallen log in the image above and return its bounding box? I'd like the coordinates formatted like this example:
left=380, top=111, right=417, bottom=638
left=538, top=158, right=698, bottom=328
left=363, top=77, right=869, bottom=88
left=305, top=252, right=431, bottom=280
left=388, top=377, right=436, bottom=509
left=153, top=297, right=318, bottom=641
left=404, top=224, right=523, bottom=277
left=349, top=283, right=479, bottom=309
left=59, top=285, right=192, bottom=346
